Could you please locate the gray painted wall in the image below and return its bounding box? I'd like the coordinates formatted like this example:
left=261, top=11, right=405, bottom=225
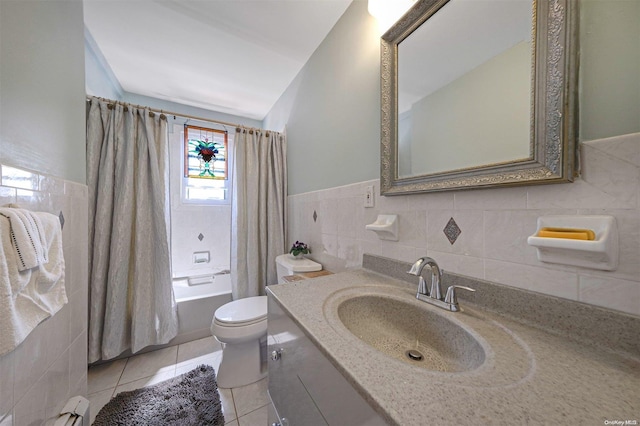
left=0, top=0, right=87, bottom=184
left=264, top=0, right=381, bottom=195
left=84, top=27, right=124, bottom=101
left=580, top=0, right=640, bottom=140
left=265, top=0, right=640, bottom=195
left=407, top=41, right=531, bottom=176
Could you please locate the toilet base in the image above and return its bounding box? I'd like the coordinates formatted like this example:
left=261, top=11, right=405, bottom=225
left=215, top=334, right=267, bottom=388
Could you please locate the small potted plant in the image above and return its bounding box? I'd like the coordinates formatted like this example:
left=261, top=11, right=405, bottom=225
left=289, top=241, right=310, bottom=259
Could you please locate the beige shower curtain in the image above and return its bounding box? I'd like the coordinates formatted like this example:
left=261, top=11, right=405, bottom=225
left=86, top=97, right=177, bottom=362
left=231, top=127, right=287, bottom=299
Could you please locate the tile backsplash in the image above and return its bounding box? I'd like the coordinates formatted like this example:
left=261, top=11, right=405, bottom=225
left=289, top=133, right=640, bottom=317
left=0, top=164, right=88, bottom=426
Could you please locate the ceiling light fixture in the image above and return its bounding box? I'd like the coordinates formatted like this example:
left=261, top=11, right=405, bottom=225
left=368, top=0, right=418, bottom=33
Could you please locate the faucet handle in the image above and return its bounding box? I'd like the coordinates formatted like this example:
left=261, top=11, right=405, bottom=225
left=444, top=285, right=476, bottom=305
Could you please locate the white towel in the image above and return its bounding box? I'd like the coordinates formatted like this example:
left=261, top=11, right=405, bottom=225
left=0, top=207, right=48, bottom=271
left=0, top=211, right=66, bottom=356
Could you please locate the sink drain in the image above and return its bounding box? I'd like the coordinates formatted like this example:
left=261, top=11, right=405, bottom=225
left=405, top=349, right=424, bottom=361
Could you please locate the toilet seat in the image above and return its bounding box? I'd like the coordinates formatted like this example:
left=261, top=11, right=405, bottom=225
left=214, top=296, right=267, bottom=326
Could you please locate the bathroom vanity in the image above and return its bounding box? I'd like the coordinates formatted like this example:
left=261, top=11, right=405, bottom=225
left=267, top=296, right=386, bottom=425
left=267, top=255, right=640, bottom=425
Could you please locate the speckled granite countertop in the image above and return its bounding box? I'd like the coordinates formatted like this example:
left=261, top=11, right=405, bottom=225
left=268, top=268, right=640, bottom=425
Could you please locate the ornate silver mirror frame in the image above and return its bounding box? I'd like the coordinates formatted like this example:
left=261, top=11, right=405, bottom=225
left=380, top=0, right=579, bottom=195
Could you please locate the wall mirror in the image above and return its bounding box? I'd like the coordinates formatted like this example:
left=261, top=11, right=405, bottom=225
left=380, top=0, right=579, bottom=195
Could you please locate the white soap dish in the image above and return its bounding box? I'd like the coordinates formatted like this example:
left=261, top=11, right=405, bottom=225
left=527, top=215, right=618, bottom=271
left=366, top=214, right=398, bottom=241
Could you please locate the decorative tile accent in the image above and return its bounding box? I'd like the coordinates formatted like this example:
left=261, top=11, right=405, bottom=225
left=313, top=210, right=317, bottom=222
left=198, top=233, right=204, bottom=241
left=443, top=217, right=461, bottom=245
left=58, top=211, right=65, bottom=230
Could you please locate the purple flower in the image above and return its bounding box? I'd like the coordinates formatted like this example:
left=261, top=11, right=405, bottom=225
left=290, top=241, right=310, bottom=256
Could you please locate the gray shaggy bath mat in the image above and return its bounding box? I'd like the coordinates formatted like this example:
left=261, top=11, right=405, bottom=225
left=93, top=364, right=224, bottom=425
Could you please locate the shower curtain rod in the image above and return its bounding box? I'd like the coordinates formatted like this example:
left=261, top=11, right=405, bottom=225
left=87, top=96, right=244, bottom=130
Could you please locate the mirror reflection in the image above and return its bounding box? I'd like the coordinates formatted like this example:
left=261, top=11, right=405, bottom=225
left=397, top=0, right=534, bottom=178
left=380, top=0, right=578, bottom=194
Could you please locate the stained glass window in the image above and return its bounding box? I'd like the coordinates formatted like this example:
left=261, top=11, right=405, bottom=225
left=184, top=125, right=228, bottom=180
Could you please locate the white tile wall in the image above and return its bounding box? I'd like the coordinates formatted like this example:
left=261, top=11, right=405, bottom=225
left=289, top=133, right=640, bottom=316
left=170, top=206, right=231, bottom=278
left=0, top=164, right=88, bottom=426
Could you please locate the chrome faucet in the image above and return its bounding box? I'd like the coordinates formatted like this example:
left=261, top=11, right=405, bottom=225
left=407, top=257, right=442, bottom=299
left=407, top=257, right=475, bottom=312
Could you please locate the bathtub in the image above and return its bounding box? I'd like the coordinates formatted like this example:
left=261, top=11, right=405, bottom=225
left=170, top=273, right=233, bottom=345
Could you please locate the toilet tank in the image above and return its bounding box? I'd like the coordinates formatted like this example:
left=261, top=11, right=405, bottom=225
left=275, top=254, right=322, bottom=284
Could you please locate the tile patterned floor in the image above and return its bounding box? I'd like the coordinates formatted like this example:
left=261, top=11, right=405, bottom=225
left=87, top=337, right=268, bottom=425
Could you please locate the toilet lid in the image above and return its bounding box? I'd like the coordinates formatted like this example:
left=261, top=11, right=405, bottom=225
left=214, top=296, right=267, bottom=325
left=276, top=254, right=322, bottom=272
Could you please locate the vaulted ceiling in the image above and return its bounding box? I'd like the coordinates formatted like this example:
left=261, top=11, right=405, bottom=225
left=84, top=0, right=352, bottom=120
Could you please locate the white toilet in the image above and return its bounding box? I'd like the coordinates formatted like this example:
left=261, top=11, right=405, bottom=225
left=211, top=254, right=322, bottom=388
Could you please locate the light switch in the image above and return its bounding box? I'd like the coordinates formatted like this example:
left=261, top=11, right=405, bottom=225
left=364, top=185, right=375, bottom=208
